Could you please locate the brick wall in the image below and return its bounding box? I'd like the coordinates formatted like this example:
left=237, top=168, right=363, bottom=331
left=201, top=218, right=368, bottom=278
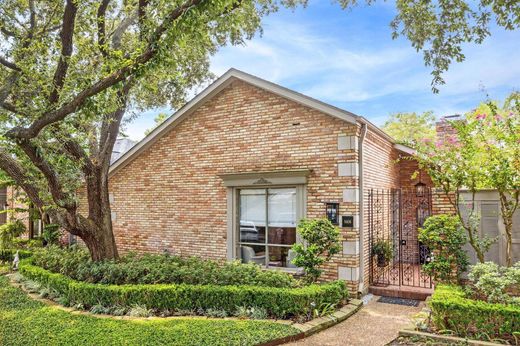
left=360, top=129, right=401, bottom=289
left=108, top=80, right=361, bottom=291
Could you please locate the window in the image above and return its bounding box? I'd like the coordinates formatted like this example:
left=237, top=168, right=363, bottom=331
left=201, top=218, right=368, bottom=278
left=238, top=187, right=298, bottom=268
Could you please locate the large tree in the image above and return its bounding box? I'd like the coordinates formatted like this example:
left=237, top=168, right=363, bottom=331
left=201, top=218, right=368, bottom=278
left=1, top=0, right=518, bottom=261
left=0, top=0, right=275, bottom=260
left=382, top=111, right=436, bottom=146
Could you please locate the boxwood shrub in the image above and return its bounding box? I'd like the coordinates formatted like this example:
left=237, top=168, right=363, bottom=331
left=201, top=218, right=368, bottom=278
left=19, top=262, right=348, bottom=319
left=430, top=285, right=520, bottom=342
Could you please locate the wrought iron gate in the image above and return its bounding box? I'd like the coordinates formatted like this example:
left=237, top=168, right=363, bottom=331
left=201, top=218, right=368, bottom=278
left=367, top=188, right=432, bottom=288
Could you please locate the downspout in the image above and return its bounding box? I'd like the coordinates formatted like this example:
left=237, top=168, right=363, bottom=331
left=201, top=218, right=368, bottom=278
left=358, top=123, right=368, bottom=295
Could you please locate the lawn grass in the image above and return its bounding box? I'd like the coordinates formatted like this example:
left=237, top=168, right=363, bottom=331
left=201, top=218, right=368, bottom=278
left=0, top=275, right=299, bottom=346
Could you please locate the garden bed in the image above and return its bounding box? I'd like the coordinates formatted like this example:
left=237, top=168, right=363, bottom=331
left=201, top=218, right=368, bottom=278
left=0, top=275, right=299, bottom=346
left=429, top=285, right=519, bottom=343
left=404, top=285, right=520, bottom=345
left=16, top=247, right=348, bottom=320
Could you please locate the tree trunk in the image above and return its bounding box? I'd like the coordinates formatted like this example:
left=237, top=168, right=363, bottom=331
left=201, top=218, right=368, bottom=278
left=81, top=165, right=119, bottom=261
left=82, top=222, right=118, bottom=261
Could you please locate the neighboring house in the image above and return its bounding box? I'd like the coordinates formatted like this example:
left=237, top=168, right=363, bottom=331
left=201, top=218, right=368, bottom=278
left=111, top=138, right=137, bottom=165
left=107, top=69, right=446, bottom=297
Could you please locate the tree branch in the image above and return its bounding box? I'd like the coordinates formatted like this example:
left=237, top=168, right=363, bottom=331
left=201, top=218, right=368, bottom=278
left=48, top=0, right=78, bottom=104
left=0, top=56, right=21, bottom=71
left=97, top=0, right=111, bottom=57
left=8, top=0, right=205, bottom=140
left=98, top=78, right=133, bottom=165
left=17, top=139, right=75, bottom=210
left=0, top=148, right=45, bottom=208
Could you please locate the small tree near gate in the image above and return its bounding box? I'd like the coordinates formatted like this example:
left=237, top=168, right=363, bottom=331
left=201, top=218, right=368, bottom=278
left=418, top=215, right=469, bottom=283
left=291, top=218, right=341, bottom=283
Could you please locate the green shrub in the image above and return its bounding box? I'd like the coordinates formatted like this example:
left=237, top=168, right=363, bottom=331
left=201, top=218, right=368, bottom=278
left=467, top=261, right=520, bottom=305
left=0, top=220, right=27, bottom=249
left=19, top=262, right=348, bottom=319
left=371, top=240, right=393, bottom=266
left=430, top=285, right=520, bottom=343
left=418, top=214, right=468, bottom=283
left=42, top=224, right=61, bottom=245
left=33, top=246, right=298, bottom=288
left=0, top=249, right=33, bottom=263
left=291, top=218, right=342, bottom=283
left=12, top=238, right=44, bottom=249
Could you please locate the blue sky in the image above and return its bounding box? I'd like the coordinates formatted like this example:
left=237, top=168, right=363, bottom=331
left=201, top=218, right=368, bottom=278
left=124, top=1, right=520, bottom=140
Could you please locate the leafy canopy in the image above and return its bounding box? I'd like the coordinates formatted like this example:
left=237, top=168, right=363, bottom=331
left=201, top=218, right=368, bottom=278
left=382, top=111, right=436, bottom=146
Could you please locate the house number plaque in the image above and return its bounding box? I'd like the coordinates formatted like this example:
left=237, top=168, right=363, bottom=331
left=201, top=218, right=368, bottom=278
left=342, top=215, right=354, bottom=228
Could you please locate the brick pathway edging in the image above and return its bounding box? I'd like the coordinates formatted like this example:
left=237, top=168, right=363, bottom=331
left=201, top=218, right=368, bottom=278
left=398, top=298, right=504, bottom=346
left=258, top=299, right=364, bottom=346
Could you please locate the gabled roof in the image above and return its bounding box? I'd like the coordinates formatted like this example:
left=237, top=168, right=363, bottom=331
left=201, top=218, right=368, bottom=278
left=109, top=68, right=412, bottom=175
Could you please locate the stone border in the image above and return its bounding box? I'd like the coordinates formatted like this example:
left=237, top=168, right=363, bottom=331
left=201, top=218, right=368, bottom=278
left=259, top=299, right=363, bottom=346
left=398, top=297, right=506, bottom=346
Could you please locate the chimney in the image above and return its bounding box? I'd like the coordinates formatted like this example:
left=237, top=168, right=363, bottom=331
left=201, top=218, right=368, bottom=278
left=435, top=114, right=462, bottom=144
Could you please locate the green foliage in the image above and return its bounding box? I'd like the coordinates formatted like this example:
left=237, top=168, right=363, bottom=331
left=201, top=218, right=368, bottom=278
left=418, top=215, right=468, bottom=283
left=0, top=220, right=26, bottom=249
left=381, top=111, right=436, bottom=146
left=12, top=238, right=43, bottom=249
left=0, top=276, right=298, bottom=346
left=429, top=285, right=520, bottom=343
left=467, top=262, right=520, bottom=305
left=19, top=262, right=348, bottom=320
left=0, top=249, right=32, bottom=263
left=371, top=240, right=393, bottom=266
left=41, top=224, right=61, bottom=246
left=235, top=306, right=268, bottom=320
left=144, top=113, right=169, bottom=136
left=33, top=246, right=297, bottom=288
left=413, top=93, right=520, bottom=264
left=291, top=218, right=342, bottom=283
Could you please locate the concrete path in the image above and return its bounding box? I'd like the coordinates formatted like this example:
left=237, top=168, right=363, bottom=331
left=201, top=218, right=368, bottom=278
left=287, top=296, right=424, bottom=346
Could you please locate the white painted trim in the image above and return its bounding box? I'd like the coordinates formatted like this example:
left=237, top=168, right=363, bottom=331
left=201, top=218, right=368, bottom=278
left=394, top=143, right=416, bottom=155
left=109, top=69, right=359, bottom=176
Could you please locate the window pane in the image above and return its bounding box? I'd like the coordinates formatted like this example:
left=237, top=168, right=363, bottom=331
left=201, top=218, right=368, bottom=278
left=239, top=189, right=266, bottom=243
left=240, top=244, right=266, bottom=266
left=268, top=246, right=297, bottom=268
left=268, top=188, right=296, bottom=245
left=268, top=188, right=296, bottom=226
left=268, top=227, right=296, bottom=245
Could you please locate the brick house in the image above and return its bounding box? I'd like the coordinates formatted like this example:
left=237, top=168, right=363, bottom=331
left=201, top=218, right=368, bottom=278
left=107, top=69, right=437, bottom=296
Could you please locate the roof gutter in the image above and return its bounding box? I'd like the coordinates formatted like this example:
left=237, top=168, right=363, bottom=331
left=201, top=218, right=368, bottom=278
left=358, top=122, right=368, bottom=295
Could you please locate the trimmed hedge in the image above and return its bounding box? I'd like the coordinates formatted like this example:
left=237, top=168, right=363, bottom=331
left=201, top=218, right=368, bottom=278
left=0, top=249, right=32, bottom=263
left=19, top=262, right=348, bottom=319
left=430, top=285, right=520, bottom=342
left=0, top=275, right=299, bottom=346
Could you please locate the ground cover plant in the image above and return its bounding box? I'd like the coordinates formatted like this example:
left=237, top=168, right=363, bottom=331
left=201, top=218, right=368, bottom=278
left=0, top=275, right=299, bottom=346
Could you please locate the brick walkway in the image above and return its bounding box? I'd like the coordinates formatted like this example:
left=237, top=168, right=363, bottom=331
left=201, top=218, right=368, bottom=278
left=286, top=296, right=424, bottom=346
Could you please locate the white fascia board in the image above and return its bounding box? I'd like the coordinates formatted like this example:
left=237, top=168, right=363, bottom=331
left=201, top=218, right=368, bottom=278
left=394, top=143, right=416, bottom=155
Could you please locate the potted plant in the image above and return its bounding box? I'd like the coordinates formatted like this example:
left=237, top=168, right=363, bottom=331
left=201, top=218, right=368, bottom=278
left=372, top=240, right=393, bottom=267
